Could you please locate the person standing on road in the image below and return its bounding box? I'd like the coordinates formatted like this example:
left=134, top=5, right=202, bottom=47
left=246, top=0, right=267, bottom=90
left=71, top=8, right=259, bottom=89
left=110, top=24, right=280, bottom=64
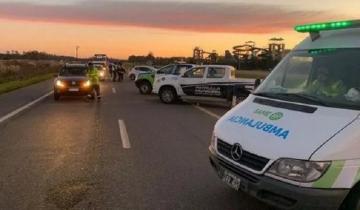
left=109, top=63, right=115, bottom=81
left=117, top=62, right=125, bottom=82
left=88, top=63, right=101, bottom=100
left=111, top=63, right=118, bottom=82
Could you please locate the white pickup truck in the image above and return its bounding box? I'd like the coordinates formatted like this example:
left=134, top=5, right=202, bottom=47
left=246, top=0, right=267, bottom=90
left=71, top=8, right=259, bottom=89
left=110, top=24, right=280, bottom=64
left=152, top=65, right=257, bottom=104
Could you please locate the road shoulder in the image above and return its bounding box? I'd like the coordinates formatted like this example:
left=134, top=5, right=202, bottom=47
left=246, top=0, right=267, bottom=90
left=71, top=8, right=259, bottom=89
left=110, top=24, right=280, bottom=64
left=0, top=79, right=53, bottom=119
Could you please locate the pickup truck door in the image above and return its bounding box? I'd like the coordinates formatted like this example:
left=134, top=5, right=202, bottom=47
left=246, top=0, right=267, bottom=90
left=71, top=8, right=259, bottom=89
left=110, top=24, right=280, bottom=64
left=179, top=67, right=206, bottom=96
left=202, top=66, right=228, bottom=97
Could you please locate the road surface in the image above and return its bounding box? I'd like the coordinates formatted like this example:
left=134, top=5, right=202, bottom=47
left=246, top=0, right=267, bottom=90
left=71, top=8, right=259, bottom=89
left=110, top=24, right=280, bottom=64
left=0, top=79, right=272, bottom=210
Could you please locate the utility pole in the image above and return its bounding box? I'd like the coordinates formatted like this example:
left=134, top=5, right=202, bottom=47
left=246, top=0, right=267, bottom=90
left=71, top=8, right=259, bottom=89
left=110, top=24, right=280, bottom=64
left=76, top=46, right=80, bottom=59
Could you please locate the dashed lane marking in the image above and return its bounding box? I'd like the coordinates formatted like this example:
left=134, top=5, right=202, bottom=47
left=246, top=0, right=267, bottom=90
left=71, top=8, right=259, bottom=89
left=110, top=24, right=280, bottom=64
left=193, top=105, right=221, bottom=120
left=0, top=91, right=53, bottom=124
left=118, top=119, right=131, bottom=149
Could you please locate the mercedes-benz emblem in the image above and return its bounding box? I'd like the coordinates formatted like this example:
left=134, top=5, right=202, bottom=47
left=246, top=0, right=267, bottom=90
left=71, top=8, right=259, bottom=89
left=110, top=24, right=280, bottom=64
left=231, top=143, right=243, bottom=161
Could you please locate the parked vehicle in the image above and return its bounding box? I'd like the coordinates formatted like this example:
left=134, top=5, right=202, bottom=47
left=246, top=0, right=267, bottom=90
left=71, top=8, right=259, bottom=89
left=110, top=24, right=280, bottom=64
left=135, top=63, right=195, bottom=94
left=53, top=64, right=93, bottom=100
left=128, top=66, right=157, bottom=81
left=152, top=65, right=255, bottom=104
left=89, top=61, right=107, bottom=81
left=209, top=20, right=360, bottom=210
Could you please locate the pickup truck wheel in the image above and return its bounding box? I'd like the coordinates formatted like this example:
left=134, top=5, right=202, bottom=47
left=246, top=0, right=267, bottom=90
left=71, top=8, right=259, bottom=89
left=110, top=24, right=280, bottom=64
left=54, top=93, right=60, bottom=101
left=159, top=87, right=177, bottom=104
left=139, top=81, right=152, bottom=94
left=129, top=74, right=136, bottom=80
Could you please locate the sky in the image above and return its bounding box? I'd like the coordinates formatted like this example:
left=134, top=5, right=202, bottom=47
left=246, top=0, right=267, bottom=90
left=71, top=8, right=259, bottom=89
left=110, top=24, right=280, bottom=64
left=0, top=0, right=358, bottom=58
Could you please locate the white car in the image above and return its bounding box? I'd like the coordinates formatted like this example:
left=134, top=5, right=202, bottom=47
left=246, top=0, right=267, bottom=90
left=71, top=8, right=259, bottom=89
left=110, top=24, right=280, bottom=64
left=153, top=65, right=255, bottom=104
left=209, top=20, right=360, bottom=210
left=128, top=66, right=157, bottom=80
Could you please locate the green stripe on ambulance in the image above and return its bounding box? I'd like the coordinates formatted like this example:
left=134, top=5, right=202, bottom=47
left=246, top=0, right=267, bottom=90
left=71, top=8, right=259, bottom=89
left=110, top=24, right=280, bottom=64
left=312, top=160, right=345, bottom=188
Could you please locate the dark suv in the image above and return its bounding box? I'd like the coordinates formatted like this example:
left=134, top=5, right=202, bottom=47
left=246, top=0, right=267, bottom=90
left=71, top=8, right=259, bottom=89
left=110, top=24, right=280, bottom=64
left=53, top=64, right=93, bottom=100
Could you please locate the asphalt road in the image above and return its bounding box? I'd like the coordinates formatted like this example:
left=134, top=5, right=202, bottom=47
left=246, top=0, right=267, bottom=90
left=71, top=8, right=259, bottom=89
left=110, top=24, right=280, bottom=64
left=0, top=79, right=273, bottom=210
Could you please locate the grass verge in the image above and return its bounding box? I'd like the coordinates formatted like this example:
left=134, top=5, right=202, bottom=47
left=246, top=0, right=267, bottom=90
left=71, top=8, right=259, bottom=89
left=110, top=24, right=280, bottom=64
left=0, top=73, right=53, bottom=95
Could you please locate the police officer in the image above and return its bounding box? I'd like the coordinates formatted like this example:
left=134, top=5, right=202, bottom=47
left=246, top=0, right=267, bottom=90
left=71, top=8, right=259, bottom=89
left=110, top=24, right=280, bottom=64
left=117, top=62, right=125, bottom=82
left=309, top=67, right=346, bottom=97
left=88, top=63, right=101, bottom=100
left=109, top=63, right=115, bottom=81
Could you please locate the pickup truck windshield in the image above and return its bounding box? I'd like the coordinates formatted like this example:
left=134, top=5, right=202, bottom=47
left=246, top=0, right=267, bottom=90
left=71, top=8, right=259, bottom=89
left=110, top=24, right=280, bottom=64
left=255, top=49, right=360, bottom=110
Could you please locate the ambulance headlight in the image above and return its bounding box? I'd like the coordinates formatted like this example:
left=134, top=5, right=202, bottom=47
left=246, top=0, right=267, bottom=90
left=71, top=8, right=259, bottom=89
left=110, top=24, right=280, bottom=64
left=210, top=132, right=217, bottom=150
left=268, top=159, right=331, bottom=182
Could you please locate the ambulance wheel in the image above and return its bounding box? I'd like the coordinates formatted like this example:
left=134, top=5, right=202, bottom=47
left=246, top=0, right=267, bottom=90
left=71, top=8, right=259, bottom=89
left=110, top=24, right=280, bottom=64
left=129, top=74, right=136, bottom=80
left=342, top=184, right=360, bottom=210
left=139, top=81, right=152, bottom=95
left=54, top=93, right=60, bottom=101
left=159, top=87, right=177, bottom=104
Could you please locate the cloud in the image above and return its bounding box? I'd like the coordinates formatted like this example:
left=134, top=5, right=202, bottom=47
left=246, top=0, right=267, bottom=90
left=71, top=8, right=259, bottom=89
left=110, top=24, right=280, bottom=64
left=0, top=0, right=344, bottom=33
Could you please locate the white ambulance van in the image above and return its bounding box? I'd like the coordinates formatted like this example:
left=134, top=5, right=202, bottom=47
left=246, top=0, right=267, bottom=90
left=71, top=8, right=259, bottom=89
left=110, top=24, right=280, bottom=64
left=209, top=20, right=360, bottom=210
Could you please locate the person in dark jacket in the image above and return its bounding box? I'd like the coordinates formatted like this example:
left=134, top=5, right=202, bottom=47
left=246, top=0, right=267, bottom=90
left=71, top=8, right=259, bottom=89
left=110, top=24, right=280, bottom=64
left=116, top=62, right=125, bottom=82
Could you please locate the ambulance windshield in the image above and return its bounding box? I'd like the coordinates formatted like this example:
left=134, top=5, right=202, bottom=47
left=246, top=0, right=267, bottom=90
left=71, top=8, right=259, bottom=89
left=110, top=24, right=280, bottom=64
left=255, top=48, right=360, bottom=110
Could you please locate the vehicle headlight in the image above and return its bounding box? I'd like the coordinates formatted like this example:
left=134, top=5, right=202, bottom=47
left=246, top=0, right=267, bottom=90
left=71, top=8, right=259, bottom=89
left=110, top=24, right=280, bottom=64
left=210, top=132, right=217, bottom=150
left=268, top=158, right=331, bottom=182
left=56, top=80, right=65, bottom=88
left=83, top=80, right=91, bottom=88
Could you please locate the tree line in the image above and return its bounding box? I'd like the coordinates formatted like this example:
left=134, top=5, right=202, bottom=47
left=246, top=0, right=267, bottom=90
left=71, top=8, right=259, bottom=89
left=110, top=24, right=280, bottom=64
left=0, top=50, right=77, bottom=61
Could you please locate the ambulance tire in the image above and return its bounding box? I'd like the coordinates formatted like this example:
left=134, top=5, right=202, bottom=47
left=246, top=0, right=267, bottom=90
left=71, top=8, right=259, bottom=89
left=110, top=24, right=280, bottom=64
left=159, top=86, right=177, bottom=104
left=342, top=184, right=360, bottom=210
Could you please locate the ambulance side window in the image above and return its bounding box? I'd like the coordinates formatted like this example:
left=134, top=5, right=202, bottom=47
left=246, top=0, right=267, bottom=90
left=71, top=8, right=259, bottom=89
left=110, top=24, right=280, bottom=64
left=282, top=56, right=313, bottom=90
left=262, top=56, right=312, bottom=93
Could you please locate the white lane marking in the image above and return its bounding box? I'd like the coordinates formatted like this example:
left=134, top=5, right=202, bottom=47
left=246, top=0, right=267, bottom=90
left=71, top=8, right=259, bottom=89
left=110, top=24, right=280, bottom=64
left=118, top=119, right=131, bottom=149
left=112, top=87, right=116, bottom=94
left=0, top=91, right=53, bottom=124
left=193, top=105, right=221, bottom=120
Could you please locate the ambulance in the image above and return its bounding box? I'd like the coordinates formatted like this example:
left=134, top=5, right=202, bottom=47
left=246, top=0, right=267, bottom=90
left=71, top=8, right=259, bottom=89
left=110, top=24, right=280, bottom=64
left=209, top=20, right=360, bottom=210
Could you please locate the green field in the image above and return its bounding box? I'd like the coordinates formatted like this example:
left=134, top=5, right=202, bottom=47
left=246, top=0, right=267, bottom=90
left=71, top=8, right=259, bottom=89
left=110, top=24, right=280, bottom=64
left=0, top=60, right=62, bottom=95
left=0, top=73, right=54, bottom=95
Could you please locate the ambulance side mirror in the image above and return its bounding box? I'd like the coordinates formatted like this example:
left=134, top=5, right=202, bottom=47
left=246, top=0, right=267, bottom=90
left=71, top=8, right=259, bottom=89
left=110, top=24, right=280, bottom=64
left=254, top=78, right=261, bottom=89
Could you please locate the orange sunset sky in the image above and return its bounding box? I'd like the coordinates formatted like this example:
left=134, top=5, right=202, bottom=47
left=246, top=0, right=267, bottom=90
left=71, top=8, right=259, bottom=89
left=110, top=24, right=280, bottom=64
left=0, top=0, right=358, bottom=59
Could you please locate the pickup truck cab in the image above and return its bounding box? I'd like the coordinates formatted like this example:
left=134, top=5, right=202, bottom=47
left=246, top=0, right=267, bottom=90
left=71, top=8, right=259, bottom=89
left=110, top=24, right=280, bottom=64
left=209, top=20, right=360, bottom=210
left=135, top=63, right=195, bottom=94
left=153, top=65, right=255, bottom=104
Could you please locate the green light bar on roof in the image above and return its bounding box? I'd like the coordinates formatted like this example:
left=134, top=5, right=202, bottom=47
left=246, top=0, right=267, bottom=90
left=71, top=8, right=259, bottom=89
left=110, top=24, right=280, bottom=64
left=308, top=48, right=336, bottom=55
left=295, top=20, right=360, bottom=33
